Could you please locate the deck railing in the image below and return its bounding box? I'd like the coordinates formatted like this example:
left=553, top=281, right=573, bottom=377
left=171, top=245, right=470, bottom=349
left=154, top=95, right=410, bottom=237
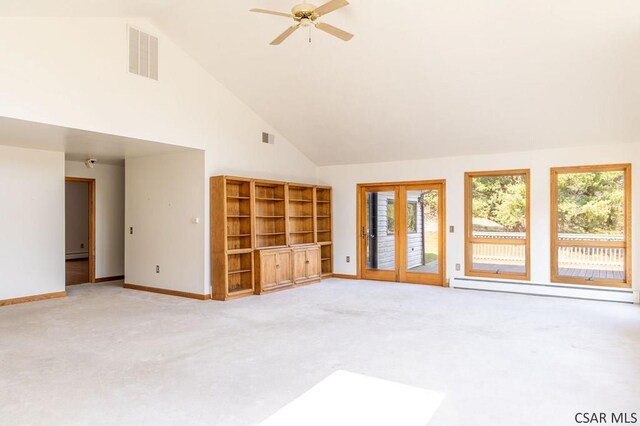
left=472, top=232, right=624, bottom=270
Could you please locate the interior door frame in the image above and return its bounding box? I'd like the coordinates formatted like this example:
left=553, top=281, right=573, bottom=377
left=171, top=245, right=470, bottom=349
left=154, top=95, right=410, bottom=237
left=357, top=180, right=446, bottom=286
left=65, top=177, right=96, bottom=284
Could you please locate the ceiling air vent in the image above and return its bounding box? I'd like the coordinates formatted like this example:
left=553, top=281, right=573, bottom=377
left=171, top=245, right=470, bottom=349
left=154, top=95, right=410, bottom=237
left=128, top=26, right=158, bottom=80
left=262, top=132, right=275, bottom=145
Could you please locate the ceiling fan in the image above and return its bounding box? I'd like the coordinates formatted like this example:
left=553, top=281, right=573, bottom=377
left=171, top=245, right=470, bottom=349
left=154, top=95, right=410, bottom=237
left=250, top=0, right=354, bottom=45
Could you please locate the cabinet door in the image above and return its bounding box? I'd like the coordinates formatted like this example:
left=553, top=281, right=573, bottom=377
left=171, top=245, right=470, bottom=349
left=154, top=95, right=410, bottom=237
left=261, top=252, right=279, bottom=290
left=276, top=250, right=293, bottom=285
left=306, top=247, right=321, bottom=280
left=293, top=249, right=308, bottom=281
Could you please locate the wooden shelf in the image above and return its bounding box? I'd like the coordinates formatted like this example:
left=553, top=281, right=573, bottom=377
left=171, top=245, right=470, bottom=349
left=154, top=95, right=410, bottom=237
left=227, top=288, right=254, bottom=296
left=227, top=248, right=252, bottom=255
left=212, top=176, right=333, bottom=301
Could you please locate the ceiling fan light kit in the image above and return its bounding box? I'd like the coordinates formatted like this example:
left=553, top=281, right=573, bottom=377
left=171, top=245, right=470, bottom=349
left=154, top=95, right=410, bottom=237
left=250, top=0, right=354, bottom=45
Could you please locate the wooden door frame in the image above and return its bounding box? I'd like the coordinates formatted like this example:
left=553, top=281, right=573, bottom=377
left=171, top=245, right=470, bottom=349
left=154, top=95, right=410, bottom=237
left=356, top=180, right=447, bottom=286
left=65, top=177, right=96, bottom=284
left=357, top=184, right=399, bottom=282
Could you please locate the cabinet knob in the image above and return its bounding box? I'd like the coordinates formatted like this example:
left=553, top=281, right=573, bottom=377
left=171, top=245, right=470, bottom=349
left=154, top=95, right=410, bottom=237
left=306, top=260, right=310, bottom=264
left=276, top=264, right=280, bottom=268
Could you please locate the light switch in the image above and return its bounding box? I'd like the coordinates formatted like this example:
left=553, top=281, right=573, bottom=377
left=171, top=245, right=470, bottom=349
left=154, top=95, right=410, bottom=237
left=191, top=217, right=200, bottom=224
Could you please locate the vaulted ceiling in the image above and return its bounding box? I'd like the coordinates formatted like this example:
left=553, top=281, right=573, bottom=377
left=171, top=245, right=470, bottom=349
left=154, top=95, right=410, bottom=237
left=2, top=1, right=640, bottom=165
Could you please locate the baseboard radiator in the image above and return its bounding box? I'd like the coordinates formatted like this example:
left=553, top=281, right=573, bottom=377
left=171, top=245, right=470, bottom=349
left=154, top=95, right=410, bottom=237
left=450, top=277, right=639, bottom=304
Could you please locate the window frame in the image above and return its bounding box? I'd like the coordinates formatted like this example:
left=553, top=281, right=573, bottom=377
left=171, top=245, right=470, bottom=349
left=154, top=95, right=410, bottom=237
left=464, top=169, right=531, bottom=280
left=550, top=164, right=631, bottom=288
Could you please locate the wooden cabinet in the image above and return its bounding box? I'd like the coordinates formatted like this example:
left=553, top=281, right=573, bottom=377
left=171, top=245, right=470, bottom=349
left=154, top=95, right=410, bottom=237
left=255, top=248, right=293, bottom=294
left=293, top=246, right=321, bottom=285
left=211, top=175, right=332, bottom=301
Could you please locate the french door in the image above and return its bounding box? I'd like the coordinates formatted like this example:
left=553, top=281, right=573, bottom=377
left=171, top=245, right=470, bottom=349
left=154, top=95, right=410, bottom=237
left=358, top=181, right=446, bottom=286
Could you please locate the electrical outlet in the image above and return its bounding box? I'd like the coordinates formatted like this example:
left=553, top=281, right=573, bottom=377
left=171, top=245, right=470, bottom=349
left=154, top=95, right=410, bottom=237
left=346, top=256, right=351, bottom=263
left=130, top=227, right=134, bottom=235
left=449, top=226, right=455, bottom=233
left=455, top=263, right=461, bottom=271
left=156, top=265, right=160, bottom=273
left=80, top=243, right=84, bottom=249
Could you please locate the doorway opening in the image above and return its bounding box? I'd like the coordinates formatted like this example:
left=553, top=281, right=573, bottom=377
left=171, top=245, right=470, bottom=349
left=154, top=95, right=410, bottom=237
left=65, top=177, right=95, bottom=285
left=357, top=180, right=446, bottom=286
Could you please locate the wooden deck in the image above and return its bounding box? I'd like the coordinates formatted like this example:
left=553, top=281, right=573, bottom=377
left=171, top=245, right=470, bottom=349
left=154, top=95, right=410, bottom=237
left=408, top=261, right=438, bottom=273
left=472, top=263, right=624, bottom=281
left=557, top=267, right=624, bottom=281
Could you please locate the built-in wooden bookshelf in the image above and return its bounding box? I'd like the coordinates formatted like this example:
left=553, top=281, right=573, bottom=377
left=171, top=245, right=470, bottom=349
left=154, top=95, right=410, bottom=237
left=211, top=177, right=255, bottom=300
left=211, top=176, right=333, bottom=301
left=288, top=184, right=315, bottom=246
left=315, top=186, right=333, bottom=276
left=255, top=181, right=287, bottom=249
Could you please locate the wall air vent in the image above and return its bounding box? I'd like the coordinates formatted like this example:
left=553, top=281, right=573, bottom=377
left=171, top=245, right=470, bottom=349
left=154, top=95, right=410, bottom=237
left=262, top=132, right=275, bottom=145
left=128, top=26, right=158, bottom=80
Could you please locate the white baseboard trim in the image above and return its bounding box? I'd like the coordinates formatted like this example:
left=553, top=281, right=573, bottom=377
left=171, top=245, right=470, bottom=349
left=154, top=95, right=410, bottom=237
left=450, top=277, right=638, bottom=304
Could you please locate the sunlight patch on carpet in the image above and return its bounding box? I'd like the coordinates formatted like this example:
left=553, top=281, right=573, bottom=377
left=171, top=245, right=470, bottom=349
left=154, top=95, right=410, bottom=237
left=260, top=370, right=445, bottom=426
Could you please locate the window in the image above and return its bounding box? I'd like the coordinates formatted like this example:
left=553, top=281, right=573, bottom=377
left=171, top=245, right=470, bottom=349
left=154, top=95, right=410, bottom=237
left=551, top=164, right=631, bottom=287
left=465, top=170, right=530, bottom=280
left=387, top=200, right=395, bottom=234
left=407, top=202, right=418, bottom=233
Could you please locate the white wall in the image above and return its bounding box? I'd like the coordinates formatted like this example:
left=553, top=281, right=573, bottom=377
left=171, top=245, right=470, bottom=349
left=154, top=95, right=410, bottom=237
left=0, top=17, right=317, bottom=181
left=125, top=150, right=205, bottom=295
left=319, top=142, right=640, bottom=293
left=65, top=161, right=125, bottom=278
left=0, top=145, right=64, bottom=300
left=65, top=181, right=89, bottom=258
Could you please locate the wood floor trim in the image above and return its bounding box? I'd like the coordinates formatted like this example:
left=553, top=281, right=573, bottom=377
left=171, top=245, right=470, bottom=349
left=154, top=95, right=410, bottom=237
left=0, top=291, right=66, bottom=307
left=95, top=275, right=125, bottom=283
left=332, top=274, right=358, bottom=280
left=123, top=283, right=210, bottom=300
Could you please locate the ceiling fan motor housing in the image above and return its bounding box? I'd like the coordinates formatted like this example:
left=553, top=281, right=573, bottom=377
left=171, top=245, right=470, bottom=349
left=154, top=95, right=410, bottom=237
left=292, top=3, right=318, bottom=21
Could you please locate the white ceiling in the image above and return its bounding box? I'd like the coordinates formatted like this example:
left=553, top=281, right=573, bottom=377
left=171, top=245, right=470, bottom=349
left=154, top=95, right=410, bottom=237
left=0, top=117, right=196, bottom=165
left=2, top=1, right=640, bottom=165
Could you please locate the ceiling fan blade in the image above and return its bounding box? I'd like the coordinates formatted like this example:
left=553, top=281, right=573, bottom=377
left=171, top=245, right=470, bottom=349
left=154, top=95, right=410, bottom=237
left=313, top=0, right=349, bottom=17
left=271, top=24, right=300, bottom=45
left=315, top=22, right=354, bottom=41
left=250, top=8, right=293, bottom=18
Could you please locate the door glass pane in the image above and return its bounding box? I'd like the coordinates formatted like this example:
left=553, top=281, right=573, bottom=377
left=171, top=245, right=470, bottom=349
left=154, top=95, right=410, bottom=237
left=366, top=191, right=395, bottom=271
left=557, top=246, right=625, bottom=281
left=406, top=190, right=439, bottom=274
left=471, top=243, right=526, bottom=274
